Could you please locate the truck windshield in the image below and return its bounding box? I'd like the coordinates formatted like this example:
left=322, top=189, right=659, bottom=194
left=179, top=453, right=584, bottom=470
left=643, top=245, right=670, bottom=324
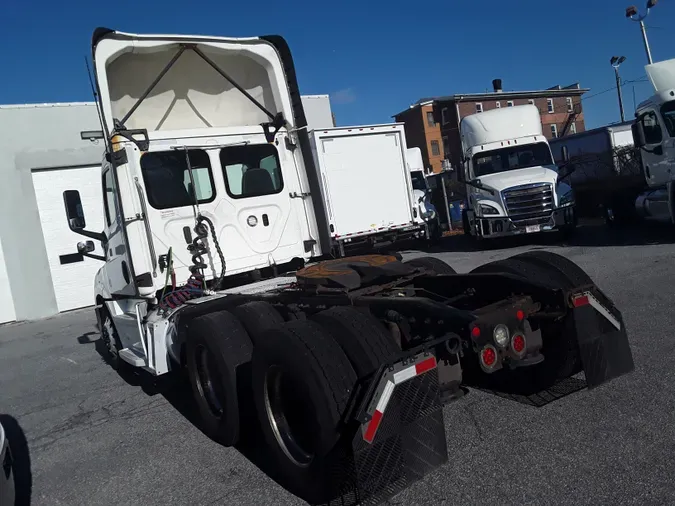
left=472, top=142, right=553, bottom=177
left=410, top=171, right=427, bottom=191
left=661, top=101, right=675, bottom=137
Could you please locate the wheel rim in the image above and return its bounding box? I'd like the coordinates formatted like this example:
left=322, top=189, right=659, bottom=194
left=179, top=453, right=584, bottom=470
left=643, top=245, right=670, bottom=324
left=102, top=317, right=119, bottom=362
left=194, top=345, right=227, bottom=417
left=264, top=365, right=316, bottom=467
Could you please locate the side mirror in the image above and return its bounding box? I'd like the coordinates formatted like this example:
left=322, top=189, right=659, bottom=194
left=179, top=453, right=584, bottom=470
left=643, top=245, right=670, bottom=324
left=561, top=146, right=570, bottom=163
left=631, top=121, right=646, bottom=148
left=63, top=190, right=86, bottom=231
left=77, top=240, right=95, bottom=254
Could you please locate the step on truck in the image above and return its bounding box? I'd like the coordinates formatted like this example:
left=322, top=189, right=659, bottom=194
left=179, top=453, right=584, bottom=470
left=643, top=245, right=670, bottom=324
left=63, top=27, right=635, bottom=506
left=459, top=105, right=578, bottom=240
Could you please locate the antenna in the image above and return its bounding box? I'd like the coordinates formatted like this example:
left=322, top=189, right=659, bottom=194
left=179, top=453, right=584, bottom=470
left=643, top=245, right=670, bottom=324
left=84, top=55, right=111, bottom=151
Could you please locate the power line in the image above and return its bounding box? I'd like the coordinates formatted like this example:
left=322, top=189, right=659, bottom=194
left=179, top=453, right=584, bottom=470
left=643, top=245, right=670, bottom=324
left=582, top=75, right=648, bottom=102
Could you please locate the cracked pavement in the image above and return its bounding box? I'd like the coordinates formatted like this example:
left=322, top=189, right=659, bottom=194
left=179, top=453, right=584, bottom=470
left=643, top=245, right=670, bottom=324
left=1, top=221, right=674, bottom=505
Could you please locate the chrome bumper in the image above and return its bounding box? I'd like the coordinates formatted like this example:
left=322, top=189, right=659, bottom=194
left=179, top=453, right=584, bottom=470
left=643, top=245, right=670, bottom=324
left=474, top=206, right=575, bottom=239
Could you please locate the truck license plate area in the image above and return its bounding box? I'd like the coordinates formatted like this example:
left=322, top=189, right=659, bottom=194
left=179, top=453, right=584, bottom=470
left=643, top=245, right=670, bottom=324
left=525, top=224, right=541, bottom=233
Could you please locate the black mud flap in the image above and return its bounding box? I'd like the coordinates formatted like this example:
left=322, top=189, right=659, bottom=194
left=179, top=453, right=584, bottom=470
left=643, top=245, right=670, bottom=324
left=571, top=290, right=635, bottom=389
left=322, top=350, right=448, bottom=506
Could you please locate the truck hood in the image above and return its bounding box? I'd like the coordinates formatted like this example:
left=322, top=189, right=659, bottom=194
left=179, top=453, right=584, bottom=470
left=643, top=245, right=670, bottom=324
left=91, top=28, right=295, bottom=134
left=477, top=166, right=558, bottom=192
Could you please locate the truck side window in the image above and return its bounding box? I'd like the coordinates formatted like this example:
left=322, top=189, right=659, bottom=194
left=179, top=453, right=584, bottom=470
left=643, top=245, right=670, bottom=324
left=660, top=102, right=675, bottom=138
left=641, top=111, right=663, bottom=144
left=140, top=150, right=216, bottom=209
left=102, top=169, right=118, bottom=227
left=220, top=144, right=283, bottom=199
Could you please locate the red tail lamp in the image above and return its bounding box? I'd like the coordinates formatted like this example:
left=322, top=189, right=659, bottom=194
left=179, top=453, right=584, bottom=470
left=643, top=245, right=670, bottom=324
left=512, top=334, right=526, bottom=355
left=480, top=345, right=497, bottom=368
left=516, top=309, right=525, bottom=321
left=471, top=326, right=481, bottom=338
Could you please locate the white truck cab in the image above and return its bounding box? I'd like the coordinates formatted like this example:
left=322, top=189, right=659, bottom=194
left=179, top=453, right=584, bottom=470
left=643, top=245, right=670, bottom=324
left=406, top=147, right=440, bottom=240
left=630, top=57, right=675, bottom=223
left=459, top=105, right=576, bottom=239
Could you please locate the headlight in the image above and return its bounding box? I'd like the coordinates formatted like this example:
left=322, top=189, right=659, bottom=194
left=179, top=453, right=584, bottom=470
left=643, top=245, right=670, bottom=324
left=559, top=191, right=575, bottom=207
left=479, top=204, right=499, bottom=215
left=493, top=324, right=510, bottom=348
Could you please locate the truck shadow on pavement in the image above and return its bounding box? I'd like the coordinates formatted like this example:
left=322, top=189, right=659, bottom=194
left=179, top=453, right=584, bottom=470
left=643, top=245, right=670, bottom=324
left=413, top=220, right=675, bottom=254
left=80, top=336, right=290, bottom=492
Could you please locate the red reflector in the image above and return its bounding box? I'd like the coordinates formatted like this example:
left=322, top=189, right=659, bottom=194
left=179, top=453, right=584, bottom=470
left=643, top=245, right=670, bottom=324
left=516, top=309, right=525, bottom=321
left=512, top=334, right=526, bottom=353
left=363, top=410, right=383, bottom=443
left=574, top=295, right=590, bottom=307
left=471, top=326, right=481, bottom=338
left=415, top=356, right=437, bottom=375
left=481, top=346, right=496, bottom=367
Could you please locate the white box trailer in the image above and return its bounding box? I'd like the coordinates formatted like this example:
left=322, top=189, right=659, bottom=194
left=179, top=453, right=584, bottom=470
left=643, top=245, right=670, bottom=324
left=310, top=124, right=422, bottom=254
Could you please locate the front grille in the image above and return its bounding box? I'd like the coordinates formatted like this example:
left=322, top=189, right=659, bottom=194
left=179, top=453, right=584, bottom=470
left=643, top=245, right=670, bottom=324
left=502, top=183, right=553, bottom=226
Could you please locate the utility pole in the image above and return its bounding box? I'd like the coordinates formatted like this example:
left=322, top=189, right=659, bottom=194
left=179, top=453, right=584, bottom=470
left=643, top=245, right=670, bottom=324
left=626, top=0, right=658, bottom=64
left=610, top=56, right=627, bottom=122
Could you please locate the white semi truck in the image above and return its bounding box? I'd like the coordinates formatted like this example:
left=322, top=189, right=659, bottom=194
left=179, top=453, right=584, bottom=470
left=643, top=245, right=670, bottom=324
left=624, top=57, right=675, bottom=225
left=63, top=27, right=634, bottom=506
left=459, top=105, right=577, bottom=239
left=406, top=147, right=441, bottom=242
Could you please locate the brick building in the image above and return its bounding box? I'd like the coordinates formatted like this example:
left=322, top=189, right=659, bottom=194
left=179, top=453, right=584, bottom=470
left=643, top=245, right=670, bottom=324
left=393, top=80, right=589, bottom=174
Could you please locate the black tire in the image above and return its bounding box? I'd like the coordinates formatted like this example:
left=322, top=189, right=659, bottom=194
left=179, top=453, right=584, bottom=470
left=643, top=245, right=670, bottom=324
left=231, top=301, right=284, bottom=344
left=470, top=258, right=581, bottom=387
left=0, top=415, right=32, bottom=506
left=186, top=311, right=253, bottom=447
left=100, top=309, right=124, bottom=371
left=512, top=250, right=592, bottom=288
left=312, top=306, right=399, bottom=378
left=404, top=256, right=456, bottom=275
left=252, top=320, right=357, bottom=504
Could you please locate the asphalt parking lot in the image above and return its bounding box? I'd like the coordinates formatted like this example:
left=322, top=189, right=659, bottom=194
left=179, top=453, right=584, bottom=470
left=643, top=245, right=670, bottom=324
left=2, top=220, right=675, bottom=506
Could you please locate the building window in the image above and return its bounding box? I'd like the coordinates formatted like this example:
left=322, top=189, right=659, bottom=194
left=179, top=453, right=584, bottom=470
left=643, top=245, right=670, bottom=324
left=220, top=144, right=284, bottom=199
left=570, top=122, right=577, bottom=134
left=496, top=101, right=501, bottom=108
left=550, top=124, right=558, bottom=138
left=475, top=103, right=483, bottom=113
left=547, top=98, right=554, bottom=113
left=431, top=140, right=441, bottom=157
left=566, top=97, right=573, bottom=113
left=426, top=111, right=435, bottom=127
left=507, top=101, right=514, bottom=107
left=442, top=136, right=450, bottom=156
left=441, top=108, right=449, bottom=125
left=528, top=99, right=534, bottom=105
left=141, top=149, right=216, bottom=210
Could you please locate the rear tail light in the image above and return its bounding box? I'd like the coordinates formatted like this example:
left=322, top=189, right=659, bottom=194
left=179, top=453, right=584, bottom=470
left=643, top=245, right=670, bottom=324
left=516, top=309, right=525, bottom=321
left=480, top=345, right=498, bottom=369
left=511, top=334, right=526, bottom=356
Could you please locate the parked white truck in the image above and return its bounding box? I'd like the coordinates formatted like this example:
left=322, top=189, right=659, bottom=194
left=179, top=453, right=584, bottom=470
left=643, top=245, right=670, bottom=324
left=63, top=27, right=634, bottom=506
left=624, top=57, right=675, bottom=225
left=459, top=105, right=577, bottom=239
left=406, top=147, right=441, bottom=241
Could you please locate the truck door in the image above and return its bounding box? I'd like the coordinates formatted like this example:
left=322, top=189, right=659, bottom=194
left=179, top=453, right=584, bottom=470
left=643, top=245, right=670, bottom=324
left=101, top=163, right=137, bottom=297
left=638, top=109, right=670, bottom=186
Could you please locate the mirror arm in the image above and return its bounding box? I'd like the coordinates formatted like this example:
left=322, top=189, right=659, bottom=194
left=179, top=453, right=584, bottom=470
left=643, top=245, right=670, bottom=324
left=82, top=251, right=106, bottom=262
left=71, top=228, right=106, bottom=242
left=466, top=180, right=496, bottom=196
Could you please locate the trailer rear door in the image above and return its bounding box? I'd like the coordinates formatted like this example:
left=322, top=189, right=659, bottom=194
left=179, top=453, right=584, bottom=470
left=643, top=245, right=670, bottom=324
left=311, top=125, right=414, bottom=239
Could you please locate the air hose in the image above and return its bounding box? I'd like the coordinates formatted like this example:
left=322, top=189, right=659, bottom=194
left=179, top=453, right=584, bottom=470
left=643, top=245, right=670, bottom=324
left=158, top=215, right=226, bottom=312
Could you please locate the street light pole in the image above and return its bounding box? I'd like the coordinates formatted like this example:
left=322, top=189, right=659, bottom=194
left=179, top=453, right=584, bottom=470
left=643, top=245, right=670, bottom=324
left=626, top=1, right=658, bottom=64
left=611, top=56, right=627, bottom=122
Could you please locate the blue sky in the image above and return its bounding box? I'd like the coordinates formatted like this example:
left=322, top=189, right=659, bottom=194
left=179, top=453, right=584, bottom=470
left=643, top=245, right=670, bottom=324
left=1, top=0, right=673, bottom=130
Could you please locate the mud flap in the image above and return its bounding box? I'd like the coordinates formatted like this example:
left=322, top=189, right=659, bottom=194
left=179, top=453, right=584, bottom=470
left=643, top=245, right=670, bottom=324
left=571, top=291, right=634, bottom=389
left=323, top=348, right=448, bottom=506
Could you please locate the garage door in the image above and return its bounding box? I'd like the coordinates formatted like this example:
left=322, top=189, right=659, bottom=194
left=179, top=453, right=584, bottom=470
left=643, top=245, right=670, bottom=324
left=0, top=237, right=16, bottom=323
left=32, top=166, right=105, bottom=312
